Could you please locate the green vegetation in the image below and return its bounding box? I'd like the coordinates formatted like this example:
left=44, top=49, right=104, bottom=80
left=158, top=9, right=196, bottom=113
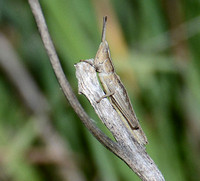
left=0, top=0, right=200, bottom=180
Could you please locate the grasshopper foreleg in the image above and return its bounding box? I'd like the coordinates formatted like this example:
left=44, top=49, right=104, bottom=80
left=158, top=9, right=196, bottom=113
left=80, top=59, right=94, bottom=67
left=97, top=91, right=114, bottom=103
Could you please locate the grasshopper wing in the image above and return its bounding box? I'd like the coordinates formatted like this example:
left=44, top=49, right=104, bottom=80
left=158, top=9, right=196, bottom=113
left=109, top=75, right=148, bottom=145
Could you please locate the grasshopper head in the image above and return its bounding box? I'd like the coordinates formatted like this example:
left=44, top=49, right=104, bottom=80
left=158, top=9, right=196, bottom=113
left=94, top=16, right=114, bottom=74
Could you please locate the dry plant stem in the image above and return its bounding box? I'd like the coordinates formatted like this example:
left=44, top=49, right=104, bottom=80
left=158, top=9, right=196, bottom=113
left=0, top=33, right=85, bottom=181
left=76, top=62, right=165, bottom=181
left=28, top=0, right=121, bottom=154
left=28, top=0, right=165, bottom=180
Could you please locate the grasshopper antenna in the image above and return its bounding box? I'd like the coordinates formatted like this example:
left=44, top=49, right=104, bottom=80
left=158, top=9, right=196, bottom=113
left=101, top=16, right=107, bottom=42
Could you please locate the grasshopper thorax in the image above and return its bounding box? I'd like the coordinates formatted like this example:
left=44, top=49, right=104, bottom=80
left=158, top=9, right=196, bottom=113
left=94, top=41, right=114, bottom=74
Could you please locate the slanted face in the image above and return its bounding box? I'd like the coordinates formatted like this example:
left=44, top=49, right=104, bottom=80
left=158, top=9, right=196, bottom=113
left=94, top=41, right=114, bottom=74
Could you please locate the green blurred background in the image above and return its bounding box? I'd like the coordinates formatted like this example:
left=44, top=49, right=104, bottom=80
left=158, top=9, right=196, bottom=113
left=0, top=0, right=200, bottom=180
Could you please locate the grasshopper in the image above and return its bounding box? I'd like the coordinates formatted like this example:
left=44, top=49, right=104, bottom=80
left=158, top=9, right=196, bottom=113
left=83, top=16, right=148, bottom=145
